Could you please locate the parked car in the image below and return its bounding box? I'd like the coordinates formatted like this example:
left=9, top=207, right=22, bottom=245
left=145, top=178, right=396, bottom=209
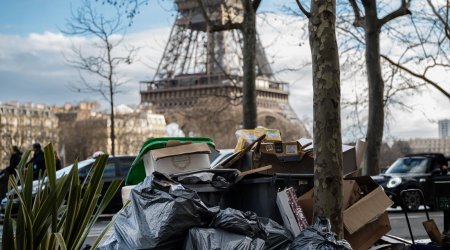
left=1, top=155, right=136, bottom=215
left=372, top=153, right=450, bottom=211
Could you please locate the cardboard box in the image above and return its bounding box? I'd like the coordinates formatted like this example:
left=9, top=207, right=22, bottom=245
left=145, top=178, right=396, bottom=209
left=345, top=212, right=391, bottom=250
left=251, top=138, right=365, bottom=175
left=297, top=176, right=393, bottom=249
left=297, top=189, right=313, bottom=225
left=143, top=142, right=211, bottom=175
left=343, top=176, right=393, bottom=234
left=277, top=188, right=309, bottom=237
left=342, top=180, right=362, bottom=209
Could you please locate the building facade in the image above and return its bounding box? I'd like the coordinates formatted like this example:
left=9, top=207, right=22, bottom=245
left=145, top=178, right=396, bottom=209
left=109, top=105, right=167, bottom=156
left=408, top=138, right=450, bottom=156
left=439, top=119, right=450, bottom=138
left=54, top=102, right=167, bottom=165
left=0, top=102, right=59, bottom=168
left=0, top=101, right=166, bottom=168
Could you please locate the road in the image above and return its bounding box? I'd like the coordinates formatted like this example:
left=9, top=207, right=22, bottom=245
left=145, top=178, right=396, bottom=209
left=0, top=210, right=445, bottom=248
left=387, top=209, right=444, bottom=241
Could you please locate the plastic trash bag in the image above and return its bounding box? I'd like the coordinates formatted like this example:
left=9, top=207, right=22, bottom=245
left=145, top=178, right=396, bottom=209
left=99, top=172, right=219, bottom=250
left=210, top=208, right=293, bottom=250
left=184, top=228, right=266, bottom=250
left=289, top=217, right=352, bottom=250
left=211, top=208, right=267, bottom=239
left=259, top=217, right=293, bottom=250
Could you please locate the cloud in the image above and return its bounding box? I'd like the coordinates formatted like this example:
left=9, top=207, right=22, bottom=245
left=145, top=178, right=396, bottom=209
left=0, top=13, right=448, bottom=141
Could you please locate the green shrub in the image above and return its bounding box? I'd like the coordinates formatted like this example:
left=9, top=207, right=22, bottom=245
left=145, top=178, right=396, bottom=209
left=2, top=143, right=122, bottom=250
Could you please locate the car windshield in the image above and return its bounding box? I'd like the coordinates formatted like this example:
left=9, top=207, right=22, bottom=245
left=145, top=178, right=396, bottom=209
left=385, top=157, right=429, bottom=174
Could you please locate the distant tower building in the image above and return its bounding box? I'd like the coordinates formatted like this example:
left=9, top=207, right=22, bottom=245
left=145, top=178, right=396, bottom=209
left=439, top=119, right=450, bottom=138
left=140, top=0, right=309, bottom=147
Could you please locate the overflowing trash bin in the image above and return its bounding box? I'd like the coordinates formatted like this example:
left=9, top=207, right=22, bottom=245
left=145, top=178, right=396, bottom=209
left=226, top=173, right=313, bottom=225
left=111, top=130, right=419, bottom=250
left=100, top=172, right=293, bottom=250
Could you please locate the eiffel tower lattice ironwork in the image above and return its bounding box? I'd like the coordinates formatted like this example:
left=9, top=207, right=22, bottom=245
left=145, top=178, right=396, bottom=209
left=140, top=0, right=309, bottom=146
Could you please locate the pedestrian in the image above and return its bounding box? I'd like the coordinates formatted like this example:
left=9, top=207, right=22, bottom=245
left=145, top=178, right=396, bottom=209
left=54, top=151, right=62, bottom=171
left=7, top=146, right=22, bottom=175
left=28, top=143, right=45, bottom=179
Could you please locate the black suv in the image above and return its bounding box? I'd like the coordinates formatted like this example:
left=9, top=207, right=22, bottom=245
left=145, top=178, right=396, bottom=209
left=372, top=153, right=450, bottom=211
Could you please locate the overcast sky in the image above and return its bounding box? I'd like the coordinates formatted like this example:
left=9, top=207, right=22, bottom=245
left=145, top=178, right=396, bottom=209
left=1, top=0, right=449, bottom=142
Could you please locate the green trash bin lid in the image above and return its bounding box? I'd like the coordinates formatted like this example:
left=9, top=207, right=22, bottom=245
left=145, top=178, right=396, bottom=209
left=125, top=137, right=217, bottom=186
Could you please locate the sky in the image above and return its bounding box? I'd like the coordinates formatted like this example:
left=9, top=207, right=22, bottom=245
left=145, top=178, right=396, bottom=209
left=1, top=0, right=449, bottom=142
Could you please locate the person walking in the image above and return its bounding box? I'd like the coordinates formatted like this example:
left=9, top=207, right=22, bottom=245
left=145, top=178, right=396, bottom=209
left=28, top=143, right=45, bottom=180
left=54, top=151, right=62, bottom=171
left=7, top=146, right=22, bottom=175
left=0, top=146, right=22, bottom=199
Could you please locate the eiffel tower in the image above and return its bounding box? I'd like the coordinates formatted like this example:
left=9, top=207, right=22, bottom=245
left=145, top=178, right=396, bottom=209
left=140, top=0, right=309, bottom=147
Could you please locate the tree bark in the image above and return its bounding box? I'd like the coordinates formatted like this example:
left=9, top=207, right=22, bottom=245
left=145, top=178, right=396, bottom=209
left=242, top=0, right=257, bottom=129
left=363, top=0, right=384, bottom=175
left=309, top=0, right=344, bottom=237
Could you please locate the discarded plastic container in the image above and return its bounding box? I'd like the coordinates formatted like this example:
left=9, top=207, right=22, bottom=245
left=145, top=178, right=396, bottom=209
left=125, top=137, right=218, bottom=186
left=226, top=173, right=313, bottom=225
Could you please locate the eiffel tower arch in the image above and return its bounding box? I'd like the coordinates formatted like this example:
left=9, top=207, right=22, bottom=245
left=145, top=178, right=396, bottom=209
left=140, top=0, right=310, bottom=147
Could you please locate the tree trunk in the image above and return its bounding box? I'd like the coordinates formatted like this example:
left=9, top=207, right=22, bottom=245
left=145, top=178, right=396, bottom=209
left=309, top=0, right=344, bottom=238
left=242, top=0, right=257, bottom=129
left=110, top=84, right=115, bottom=156
left=363, top=0, right=383, bottom=175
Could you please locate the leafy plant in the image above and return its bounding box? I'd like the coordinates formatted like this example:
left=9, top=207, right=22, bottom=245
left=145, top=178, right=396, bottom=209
left=2, top=143, right=122, bottom=250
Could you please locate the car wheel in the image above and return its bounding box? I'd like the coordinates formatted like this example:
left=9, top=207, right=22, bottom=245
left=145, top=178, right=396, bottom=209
left=402, top=190, right=421, bottom=211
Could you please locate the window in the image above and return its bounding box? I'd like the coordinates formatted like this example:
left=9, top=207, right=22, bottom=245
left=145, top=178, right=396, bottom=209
left=103, top=161, right=117, bottom=178
left=118, top=157, right=135, bottom=176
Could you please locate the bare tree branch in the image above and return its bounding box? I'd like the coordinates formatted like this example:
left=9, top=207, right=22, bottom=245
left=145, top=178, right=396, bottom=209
left=348, top=0, right=365, bottom=27
left=427, top=0, right=450, bottom=40
left=295, top=0, right=311, bottom=18
left=381, top=54, right=450, bottom=100
left=378, top=0, right=412, bottom=28
left=62, top=0, right=137, bottom=155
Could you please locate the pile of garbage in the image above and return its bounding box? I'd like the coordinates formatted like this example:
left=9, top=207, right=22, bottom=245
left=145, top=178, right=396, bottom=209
left=100, top=172, right=350, bottom=250
left=104, top=128, right=447, bottom=249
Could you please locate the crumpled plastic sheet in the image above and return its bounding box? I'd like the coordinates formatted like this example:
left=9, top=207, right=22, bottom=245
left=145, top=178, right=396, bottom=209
left=98, top=173, right=219, bottom=250
left=184, top=228, right=266, bottom=250
left=289, top=217, right=352, bottom=250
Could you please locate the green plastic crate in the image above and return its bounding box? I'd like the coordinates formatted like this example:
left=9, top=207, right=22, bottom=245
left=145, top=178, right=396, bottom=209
left=125, top=137, right=217, bottom=185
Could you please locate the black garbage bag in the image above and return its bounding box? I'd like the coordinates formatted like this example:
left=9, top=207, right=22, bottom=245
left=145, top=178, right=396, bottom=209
left=184, top=228, right=266, bottom=250
left=210, top=208, right=293, bottom=250
left=99, top=172, right=219, bottom=250
left=211, top=208, right=267, bottom=239
left=258, top=217, right=293, bottom=250
left=289, top=217, right=352, bottom=250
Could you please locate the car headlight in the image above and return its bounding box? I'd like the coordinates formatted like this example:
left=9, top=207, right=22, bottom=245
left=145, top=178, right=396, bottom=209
left=387, top=177, right=402, bottom=188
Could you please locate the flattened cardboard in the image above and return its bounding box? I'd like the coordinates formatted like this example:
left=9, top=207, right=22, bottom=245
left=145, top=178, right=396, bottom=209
left=277, top=189, right=302, bottom=236
left=297, top=189, right=313, bottom=225
left=355, top=139, right=367, bottom=169
left=422, top=219, right=442, bottom=245
left=151, top=143, right=211, bottom=160
left=345, top=212, right=391, bottom=250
